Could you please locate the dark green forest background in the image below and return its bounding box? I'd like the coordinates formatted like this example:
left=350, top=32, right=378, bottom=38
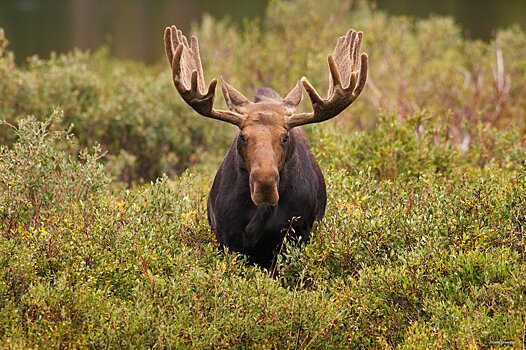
left=1, top=0, right=525, bottom=64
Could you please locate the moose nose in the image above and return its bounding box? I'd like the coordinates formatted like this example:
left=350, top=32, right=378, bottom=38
left=249, top=167, right=279, bottom=206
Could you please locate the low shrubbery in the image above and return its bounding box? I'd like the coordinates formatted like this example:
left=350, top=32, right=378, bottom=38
left=0, top=110, right=108, bottom=234
left=0, top=29, right=233, bottom=185
left=1, top=113, right=524, bottom=348
left=1, top=0, right=525, bottom=183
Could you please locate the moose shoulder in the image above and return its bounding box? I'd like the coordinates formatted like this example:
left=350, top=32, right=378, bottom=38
left=164, top=26, right=368, bottom=269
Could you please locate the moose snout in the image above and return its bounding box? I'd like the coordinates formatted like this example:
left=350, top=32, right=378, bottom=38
left=249, top=167, right=279, bottom=206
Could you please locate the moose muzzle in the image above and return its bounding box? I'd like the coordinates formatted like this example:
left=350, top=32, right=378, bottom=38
left=249, top=167, right=279, bottom=206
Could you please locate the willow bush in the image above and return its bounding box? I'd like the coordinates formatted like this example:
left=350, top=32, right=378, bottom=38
left=1, top=112, right=524, bottom=348
left=1, top=0, right=526, bottom=182
left=0, top=29, right=233, bottom=185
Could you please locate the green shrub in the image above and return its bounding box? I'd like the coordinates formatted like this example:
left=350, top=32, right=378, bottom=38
left=0, top=110, right=109, bottom=235
left=1, top=112, right=524, bottom=348
left=0, top=37, right=233, bottom=184
left=1, top=0, right=526, bottom=184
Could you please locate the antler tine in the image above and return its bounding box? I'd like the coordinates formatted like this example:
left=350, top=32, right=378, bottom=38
left=286, top=29, right=368, bottom=129
left=164, top=26, right=244, bottom=126
left=164, top=27, right=174, bottom=66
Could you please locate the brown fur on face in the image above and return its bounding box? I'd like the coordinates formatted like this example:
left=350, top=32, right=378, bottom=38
left=238, top=103, right=290, bottom=206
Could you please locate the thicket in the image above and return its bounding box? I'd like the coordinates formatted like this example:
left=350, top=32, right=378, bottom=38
left=1, top=0, right=526, bottom=183
left=1, top=112, right=524, bottom=348
left=1, top=0, right=525, bottom=348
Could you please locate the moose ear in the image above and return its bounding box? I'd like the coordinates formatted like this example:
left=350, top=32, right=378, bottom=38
left=220, top=77, right=252, bottom=114
left=283, top=80, right=303, bottom=114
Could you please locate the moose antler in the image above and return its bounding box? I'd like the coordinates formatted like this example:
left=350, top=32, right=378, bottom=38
left=286, top=29, right=368, bottom=128
left=164, top=26, right=244, bottom=126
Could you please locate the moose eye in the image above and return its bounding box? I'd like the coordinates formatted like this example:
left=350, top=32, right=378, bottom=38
left=240, top=134, right=248, bottom=143
left=281, top=134, right=289, bottom=144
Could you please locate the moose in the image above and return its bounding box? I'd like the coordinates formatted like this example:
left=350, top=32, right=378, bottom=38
left=164, top=26, right=368, bottom=268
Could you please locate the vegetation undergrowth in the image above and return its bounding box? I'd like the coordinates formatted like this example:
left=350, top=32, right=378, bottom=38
left=1, top=0, right=525, bottom=348
left=1, top=111, right=524, bottom=348
left=1, top=0, right=525, bottom=184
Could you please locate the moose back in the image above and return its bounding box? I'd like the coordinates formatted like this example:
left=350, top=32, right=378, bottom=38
left=164, top=26, right=368, bottom=268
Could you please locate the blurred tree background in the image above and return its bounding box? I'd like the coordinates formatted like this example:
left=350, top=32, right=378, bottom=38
left=0, top=0, right=267, bottom=64
left=0, top=0, right=525, bottom=65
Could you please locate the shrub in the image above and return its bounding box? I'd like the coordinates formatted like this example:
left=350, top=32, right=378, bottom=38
left=0, top=110, right=109, bottom=235
left=0, top=39, right=233, bottom=185
left=1, top=112, right=524, bottom=348
left=1, top=0, right=526, bottom=183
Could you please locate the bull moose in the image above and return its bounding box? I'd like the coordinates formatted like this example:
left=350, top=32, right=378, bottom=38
left=164, top=26, right=368, bottom=269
